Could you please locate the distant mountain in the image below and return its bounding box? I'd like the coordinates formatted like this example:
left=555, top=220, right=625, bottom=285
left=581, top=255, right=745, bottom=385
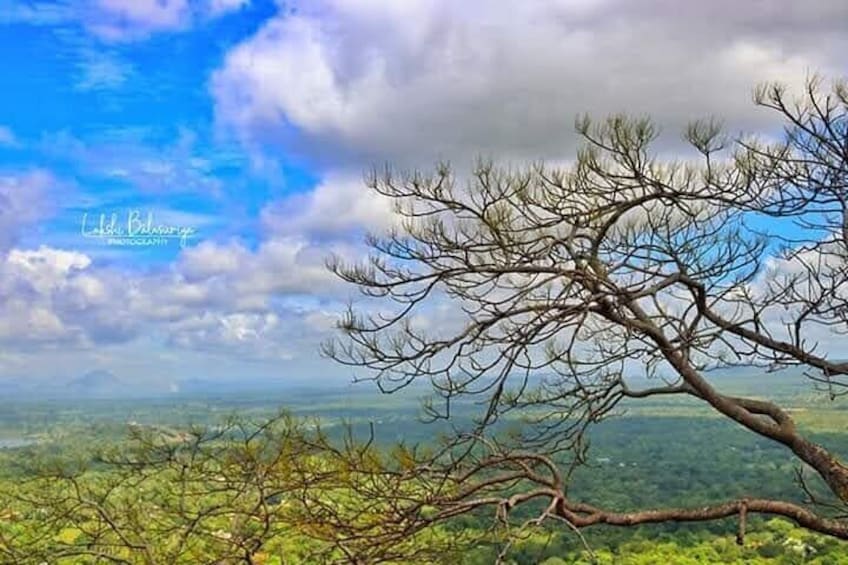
left=60, top=370, right=178, bottom=399
left=68, top=369, right=122, bottom=391
left=66, top=369, right=128, bottom=397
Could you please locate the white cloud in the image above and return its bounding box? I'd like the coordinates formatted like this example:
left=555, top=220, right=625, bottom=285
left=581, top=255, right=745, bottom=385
left=0, top=1, right=74, bottom=26
left=0, top=126, right=17, bottom=147
left=226, top=237, right=346, bottom=302
left=75, top=48, right=134, bottom=91
left=178, top=240, right=248, bottom=281
left=212, top=0, right=846, bottom=170
left=1, top=0, right=252, bottom=41
left=176, top=236, right=345, bottom=298
left=0, top=247, right=90, bottom=345
left=208, top=0, right=250, bottom=17
left=41, top=129, right=228, bottom=196
left=86, top=0, right=190, bottom=40
left=75, top=0, right=251, bottom=41
left=0, top=231, right=352, bottom=364
left=261, top=173, right=396, bottom=237
left=6, top=246, right=91, bottom=294
left=0, top=170, right=57, bottom=251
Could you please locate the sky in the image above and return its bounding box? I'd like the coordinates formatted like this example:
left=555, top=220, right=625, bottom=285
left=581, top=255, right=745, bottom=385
left=0, top=0, right=846, bottom=383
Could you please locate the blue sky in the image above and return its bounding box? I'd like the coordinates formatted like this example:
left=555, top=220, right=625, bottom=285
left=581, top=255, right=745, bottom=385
left=0, top=0, right=342, bottom=382
left=0, top=0, right=310, bottom=263
left=0, top=0, right=844, bottom=384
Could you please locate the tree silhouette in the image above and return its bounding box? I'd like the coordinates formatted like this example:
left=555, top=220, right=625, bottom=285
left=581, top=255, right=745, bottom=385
left=326, top=77, right=848, bottom=545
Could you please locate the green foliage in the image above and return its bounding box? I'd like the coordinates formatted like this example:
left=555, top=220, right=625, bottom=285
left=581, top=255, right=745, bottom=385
left=0, top=414, right=471, bottom=564
left=1, top=376, right=848, bottom=563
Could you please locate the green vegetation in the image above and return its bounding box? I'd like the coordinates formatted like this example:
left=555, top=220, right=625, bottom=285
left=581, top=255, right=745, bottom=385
left=1, top=370, right=847, bottom=563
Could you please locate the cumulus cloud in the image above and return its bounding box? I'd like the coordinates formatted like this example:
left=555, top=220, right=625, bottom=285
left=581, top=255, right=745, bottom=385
left=5, top=247, right=91, bottom=293
left=0, top=231, right=351, bottom=361
left=260, top=173, right=396, bottom=238
left=0, top=167, right=363, bottom=365
left=177, top=237, right=342, bottom=293
left=0, top=247, right=91, bottom=345
left=212, top=0, right=847, bottom=170
left=167, top=311, right=292, bottom=360
left=0, top=170, right=57, bottom=251
left=178, top=240, right=248, bottom=281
